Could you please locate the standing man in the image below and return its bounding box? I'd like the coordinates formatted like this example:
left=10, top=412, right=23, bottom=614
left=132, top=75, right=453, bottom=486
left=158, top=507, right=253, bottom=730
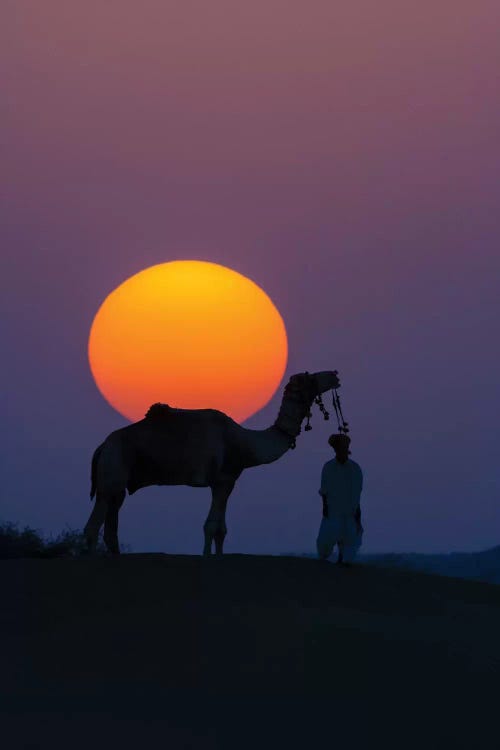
left=316, top=433, right=363, bottom=565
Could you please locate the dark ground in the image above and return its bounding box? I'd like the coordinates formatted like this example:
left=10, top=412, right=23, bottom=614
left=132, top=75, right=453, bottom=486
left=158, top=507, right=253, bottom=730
left=2, top=554, right=500, bottom=749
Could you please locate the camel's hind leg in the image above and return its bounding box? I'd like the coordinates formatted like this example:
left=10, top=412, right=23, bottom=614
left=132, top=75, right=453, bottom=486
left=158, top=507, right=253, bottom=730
left=203, top=478, right=235, bottom=557
left=84, top=495, right=108, bottom=554
left=103, top=491, right=125, bottom=555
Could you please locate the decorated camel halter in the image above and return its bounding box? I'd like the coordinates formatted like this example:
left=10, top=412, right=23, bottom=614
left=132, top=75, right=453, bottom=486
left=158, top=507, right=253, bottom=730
left=308, top=373, right=348, bottom=433
left=291, top=371, right=349, bottom=448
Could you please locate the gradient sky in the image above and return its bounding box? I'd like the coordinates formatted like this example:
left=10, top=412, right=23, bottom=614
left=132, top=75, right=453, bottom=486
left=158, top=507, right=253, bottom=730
left=2, top=0, right=499, bottom=554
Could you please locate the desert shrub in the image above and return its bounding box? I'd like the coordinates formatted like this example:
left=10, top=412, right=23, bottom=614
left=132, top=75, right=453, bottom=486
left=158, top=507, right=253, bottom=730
left=0, top=522, right=125, bottom=559
left=0, top=522, right=45, bottom=559
left=41, top=527, right=106, bottom=558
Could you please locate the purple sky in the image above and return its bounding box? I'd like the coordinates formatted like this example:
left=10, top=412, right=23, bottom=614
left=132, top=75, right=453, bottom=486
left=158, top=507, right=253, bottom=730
left=2, top=0, right=500, bottom=554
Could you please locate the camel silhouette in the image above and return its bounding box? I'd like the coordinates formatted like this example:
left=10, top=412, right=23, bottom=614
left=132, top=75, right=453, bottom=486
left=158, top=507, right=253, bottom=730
left=84, top=370, right=340, bottom=556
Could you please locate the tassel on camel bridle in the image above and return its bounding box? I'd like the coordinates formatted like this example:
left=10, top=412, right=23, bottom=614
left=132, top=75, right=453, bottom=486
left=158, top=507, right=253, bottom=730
left=303, top=372, right=349, bottom=437
left=332, top=388, right=349, bottom=436
left=303, top=372, right=317, bottom=431
left=303, top=372, right=333, bottom=431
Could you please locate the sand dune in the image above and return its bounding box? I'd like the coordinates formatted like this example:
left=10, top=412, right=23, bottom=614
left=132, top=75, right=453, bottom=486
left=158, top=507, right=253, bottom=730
left=297, top=545, right=500, bottom=585
left=3, top=554, right=500, bottom=748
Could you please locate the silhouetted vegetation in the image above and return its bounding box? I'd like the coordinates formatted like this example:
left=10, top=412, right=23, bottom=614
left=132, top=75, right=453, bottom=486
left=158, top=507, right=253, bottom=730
left=0, top=522, right=115, bottom=559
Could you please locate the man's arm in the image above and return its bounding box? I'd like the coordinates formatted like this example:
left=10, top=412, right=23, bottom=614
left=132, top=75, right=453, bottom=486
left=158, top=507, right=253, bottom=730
left=320, top=492, right=328, bottom=519
left=354, top=505, right=362, bottom=532
left=353, top=464, right=363, bottom=531
left=319, top=464, right=328, bottom=518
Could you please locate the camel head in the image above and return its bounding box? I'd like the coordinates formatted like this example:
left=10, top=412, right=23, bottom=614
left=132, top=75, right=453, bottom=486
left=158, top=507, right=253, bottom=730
left=275, top=370, right=342, bottom=443
left=308, top=370, right=341, bottom=395
left=285, top=370, right=340, bottom=405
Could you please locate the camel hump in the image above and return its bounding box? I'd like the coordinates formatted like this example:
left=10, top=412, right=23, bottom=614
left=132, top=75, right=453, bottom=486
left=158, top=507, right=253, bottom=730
left=144, top=403, right=172, bottom=420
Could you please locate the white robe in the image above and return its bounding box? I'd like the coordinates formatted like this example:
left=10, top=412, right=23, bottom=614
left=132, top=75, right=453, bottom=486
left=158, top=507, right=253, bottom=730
left=316, top=458, right=363, bottom=562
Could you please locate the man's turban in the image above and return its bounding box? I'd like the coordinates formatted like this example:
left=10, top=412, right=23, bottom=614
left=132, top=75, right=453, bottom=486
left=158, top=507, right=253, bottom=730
left=328, top=433, right=351, bottom=450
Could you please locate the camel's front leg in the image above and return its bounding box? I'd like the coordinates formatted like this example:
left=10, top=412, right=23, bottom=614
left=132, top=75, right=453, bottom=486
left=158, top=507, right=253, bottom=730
left=84, top=496, right=108, bottom=554
left=203, top=478, right=235, bottom=557
left=103, top=491, right=125, bottom=555
left=203, top=519, right=227, bottom=557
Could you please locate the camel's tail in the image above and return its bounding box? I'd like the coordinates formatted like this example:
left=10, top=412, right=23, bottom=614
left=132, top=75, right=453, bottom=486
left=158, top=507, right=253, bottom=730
left=90, top=443, right=105, bottom=500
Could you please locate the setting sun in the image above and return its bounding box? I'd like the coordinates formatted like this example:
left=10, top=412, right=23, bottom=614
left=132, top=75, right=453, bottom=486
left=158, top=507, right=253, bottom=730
left=88, top=261, right=288, bottom=423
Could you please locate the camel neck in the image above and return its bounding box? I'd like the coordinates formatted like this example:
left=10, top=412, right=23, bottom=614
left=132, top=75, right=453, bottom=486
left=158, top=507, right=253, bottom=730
left=239, top=425, right=293, bottom=468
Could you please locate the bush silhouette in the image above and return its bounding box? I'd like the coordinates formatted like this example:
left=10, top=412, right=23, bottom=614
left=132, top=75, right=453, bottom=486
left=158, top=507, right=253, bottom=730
left=0, top=522, right=121, bottom=559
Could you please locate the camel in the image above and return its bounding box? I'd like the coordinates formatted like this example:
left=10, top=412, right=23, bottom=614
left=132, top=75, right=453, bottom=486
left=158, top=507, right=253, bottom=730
left=84, top=370, right=341, bottom=556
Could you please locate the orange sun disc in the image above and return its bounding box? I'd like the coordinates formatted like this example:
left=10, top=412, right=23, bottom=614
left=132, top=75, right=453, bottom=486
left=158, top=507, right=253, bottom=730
left=88, top=261, right=288, bottom=423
